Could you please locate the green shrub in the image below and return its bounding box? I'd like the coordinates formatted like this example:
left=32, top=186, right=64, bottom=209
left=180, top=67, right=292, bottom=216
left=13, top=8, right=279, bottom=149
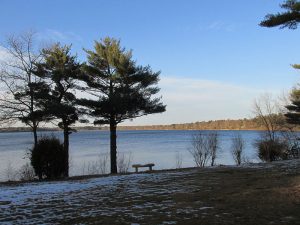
left=256, top=139, right=288, bottom=162
left=30, top=136, right=67, bottom=180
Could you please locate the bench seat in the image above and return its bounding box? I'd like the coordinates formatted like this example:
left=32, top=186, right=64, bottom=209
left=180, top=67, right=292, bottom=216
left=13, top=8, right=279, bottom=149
left=132, top=163, right=155, bottom=172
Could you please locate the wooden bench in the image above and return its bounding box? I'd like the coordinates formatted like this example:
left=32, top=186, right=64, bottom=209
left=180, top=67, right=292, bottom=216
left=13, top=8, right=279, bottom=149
left=132, top=163, right=155, bottom=172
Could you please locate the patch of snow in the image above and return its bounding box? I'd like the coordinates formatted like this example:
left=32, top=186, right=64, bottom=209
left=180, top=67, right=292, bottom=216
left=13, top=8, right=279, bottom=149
left=0, top=173, right=157, bottom=204
left=199, top=206, right=214, bottom=210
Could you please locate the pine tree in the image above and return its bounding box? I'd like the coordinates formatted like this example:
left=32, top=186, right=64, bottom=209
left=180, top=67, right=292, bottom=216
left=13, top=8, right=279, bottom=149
left=260, top=1, right=300, bottom=127
left=285, top=79, right=300, bottom=125
left=34, top=44, right=81, bottom=177
left=260, top=0, right=300, bottom=29
left=79, top=37, right=166, bottom=174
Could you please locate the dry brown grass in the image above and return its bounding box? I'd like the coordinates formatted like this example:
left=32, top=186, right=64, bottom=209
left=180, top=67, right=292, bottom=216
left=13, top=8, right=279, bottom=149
left=1, top=160, right=299, bottom=225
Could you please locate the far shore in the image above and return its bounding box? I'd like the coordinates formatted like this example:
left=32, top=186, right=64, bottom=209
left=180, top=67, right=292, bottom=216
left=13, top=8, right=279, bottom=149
left=0, top=118, right=284, bottom=133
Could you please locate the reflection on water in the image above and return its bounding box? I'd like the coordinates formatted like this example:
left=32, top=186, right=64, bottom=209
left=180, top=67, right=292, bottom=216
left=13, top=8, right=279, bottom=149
left=0, top=130, right=264, bottom=181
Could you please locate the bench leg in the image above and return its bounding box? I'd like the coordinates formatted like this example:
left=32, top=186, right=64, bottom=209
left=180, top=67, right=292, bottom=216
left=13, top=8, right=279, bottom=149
left=135, top=167, right=138, bottom=173
left=149, top=166, right=152, bottom=171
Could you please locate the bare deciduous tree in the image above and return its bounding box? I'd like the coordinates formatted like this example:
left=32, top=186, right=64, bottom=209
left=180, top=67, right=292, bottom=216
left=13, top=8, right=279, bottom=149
left=175, top=151, right=183, bottom=169
left=189, top=131, right=219, bottom=167
left=253, top=94, right=285, bottom=141
left=252, top=93, right=299, bottom=161
left=0, top=31, right=43, bottom=145
left=208, top=132, right=219, bottom=166
left=189, top=132, right=211, bottom=167
left=231, top=133, right=245, bottom=165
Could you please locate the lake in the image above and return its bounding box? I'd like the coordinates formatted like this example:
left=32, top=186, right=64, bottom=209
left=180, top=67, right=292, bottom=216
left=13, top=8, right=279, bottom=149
left=0, top=130, right=264, bottom=181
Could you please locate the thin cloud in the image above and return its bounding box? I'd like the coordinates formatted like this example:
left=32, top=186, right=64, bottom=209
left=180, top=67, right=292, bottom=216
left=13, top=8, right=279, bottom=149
left=180, top=21, right=237, bottom=33
left=207, top=21, right=236, bottom=32
left=122, top=76, right=281, bottom=125
left=36, top=29, right=83, bottom=43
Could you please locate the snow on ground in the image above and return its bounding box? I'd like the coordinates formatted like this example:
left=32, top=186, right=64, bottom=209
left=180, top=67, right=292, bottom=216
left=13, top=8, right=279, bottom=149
left=0, top=173, right=152, bottom=204
left=0, top=170, right=199, bottom=225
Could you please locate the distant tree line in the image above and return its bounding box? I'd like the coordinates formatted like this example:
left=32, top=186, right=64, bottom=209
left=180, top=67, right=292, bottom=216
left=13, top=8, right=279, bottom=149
left=0, top=32, right=166, bottom=178
left=116, top=117, right=293, bottom=131
left=0, top=117, right=288, bottom=132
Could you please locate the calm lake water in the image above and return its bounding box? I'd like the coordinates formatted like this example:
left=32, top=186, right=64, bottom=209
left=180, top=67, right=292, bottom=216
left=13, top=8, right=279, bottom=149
left=0, top=130, right=264, bottom=181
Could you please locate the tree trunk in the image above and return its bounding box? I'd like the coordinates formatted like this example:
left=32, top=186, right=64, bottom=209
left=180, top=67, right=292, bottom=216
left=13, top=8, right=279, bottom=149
left=32, top=125, right=38, bottom=147
left=110, top=117, right=118, bottom=174
left=63, top=125, right=69, bottom=177
left=30, top=82, right=38, bottom=147
left=211, top=157, right=215, bottom=167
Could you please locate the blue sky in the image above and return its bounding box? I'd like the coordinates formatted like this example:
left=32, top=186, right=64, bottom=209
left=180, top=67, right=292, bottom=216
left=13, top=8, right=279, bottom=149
left=1, top=0, right=300, bottom=125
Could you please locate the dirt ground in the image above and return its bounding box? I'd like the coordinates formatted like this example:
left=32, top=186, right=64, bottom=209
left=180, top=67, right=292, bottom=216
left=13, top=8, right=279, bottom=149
left=0, top=160, right=299, bottom=225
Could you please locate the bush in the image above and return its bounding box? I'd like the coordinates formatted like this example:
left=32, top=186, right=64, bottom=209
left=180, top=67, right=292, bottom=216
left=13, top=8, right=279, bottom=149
left=231, top=134, right=245, bottom=165
left=18, top=163, right=35, bottom=181
left=4, top=161, right=17, bottom=181
left=207, top=132, right=219, bottom=166
left=30, top=136, right=67, bottom=180
left=189, top=131, right=219, bottom=167
left=189, top=132, right=210, bottom=167
left=117, top=152, right=132, bottom=174
left=80, top=153, right=109, bottom=175
left=255, top=139, right=288, bottom=162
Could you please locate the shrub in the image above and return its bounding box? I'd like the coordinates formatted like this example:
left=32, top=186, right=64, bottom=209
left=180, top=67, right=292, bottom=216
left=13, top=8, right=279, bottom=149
left=255, top=139, right=288, bottom=162
left=189, top=132, right=209, bottom=167
left=30, top=136, right=67, bottom=180
left=117, top=152, right=132, bottom=174
left=18, top=163, right=35, bottom=181
left=231, top=134, right=245, bottom=165
left=80, top=153, right=109, bottom=176
left=175, top=152, right=183, bottom=169
left=4, top=161, right=17, bottom=181
left=189, top=132, right=217, bottom=167
left=207, top=132, right=219, bottom=166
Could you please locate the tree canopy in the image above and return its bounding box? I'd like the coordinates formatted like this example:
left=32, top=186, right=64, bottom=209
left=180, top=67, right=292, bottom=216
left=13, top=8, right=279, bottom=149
left=34, top=43, right=82, bottom=177
left=80, top=38, right=166, bottom=125
left=260, top=0, right=300, bottom=29
left=79, top=37, right=166, bottom=173
left=286, top=85, right=300, bottom=125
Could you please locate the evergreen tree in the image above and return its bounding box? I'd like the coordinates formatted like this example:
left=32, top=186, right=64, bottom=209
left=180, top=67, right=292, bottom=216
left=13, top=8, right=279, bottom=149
left=79, top=37, right=166, bottom=174
left=35, top=44, right=81, bottom=177
left=260, top=0, right=300, bottom=29
left=285, top=82, right=300, bottom=125
left=260, top=1, right=300, bottom=126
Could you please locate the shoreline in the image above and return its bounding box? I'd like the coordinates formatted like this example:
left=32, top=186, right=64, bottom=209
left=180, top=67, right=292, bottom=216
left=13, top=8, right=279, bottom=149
left=0, top=127, right=270, bottom=133
left=1, top=159, right=298, bottom=187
